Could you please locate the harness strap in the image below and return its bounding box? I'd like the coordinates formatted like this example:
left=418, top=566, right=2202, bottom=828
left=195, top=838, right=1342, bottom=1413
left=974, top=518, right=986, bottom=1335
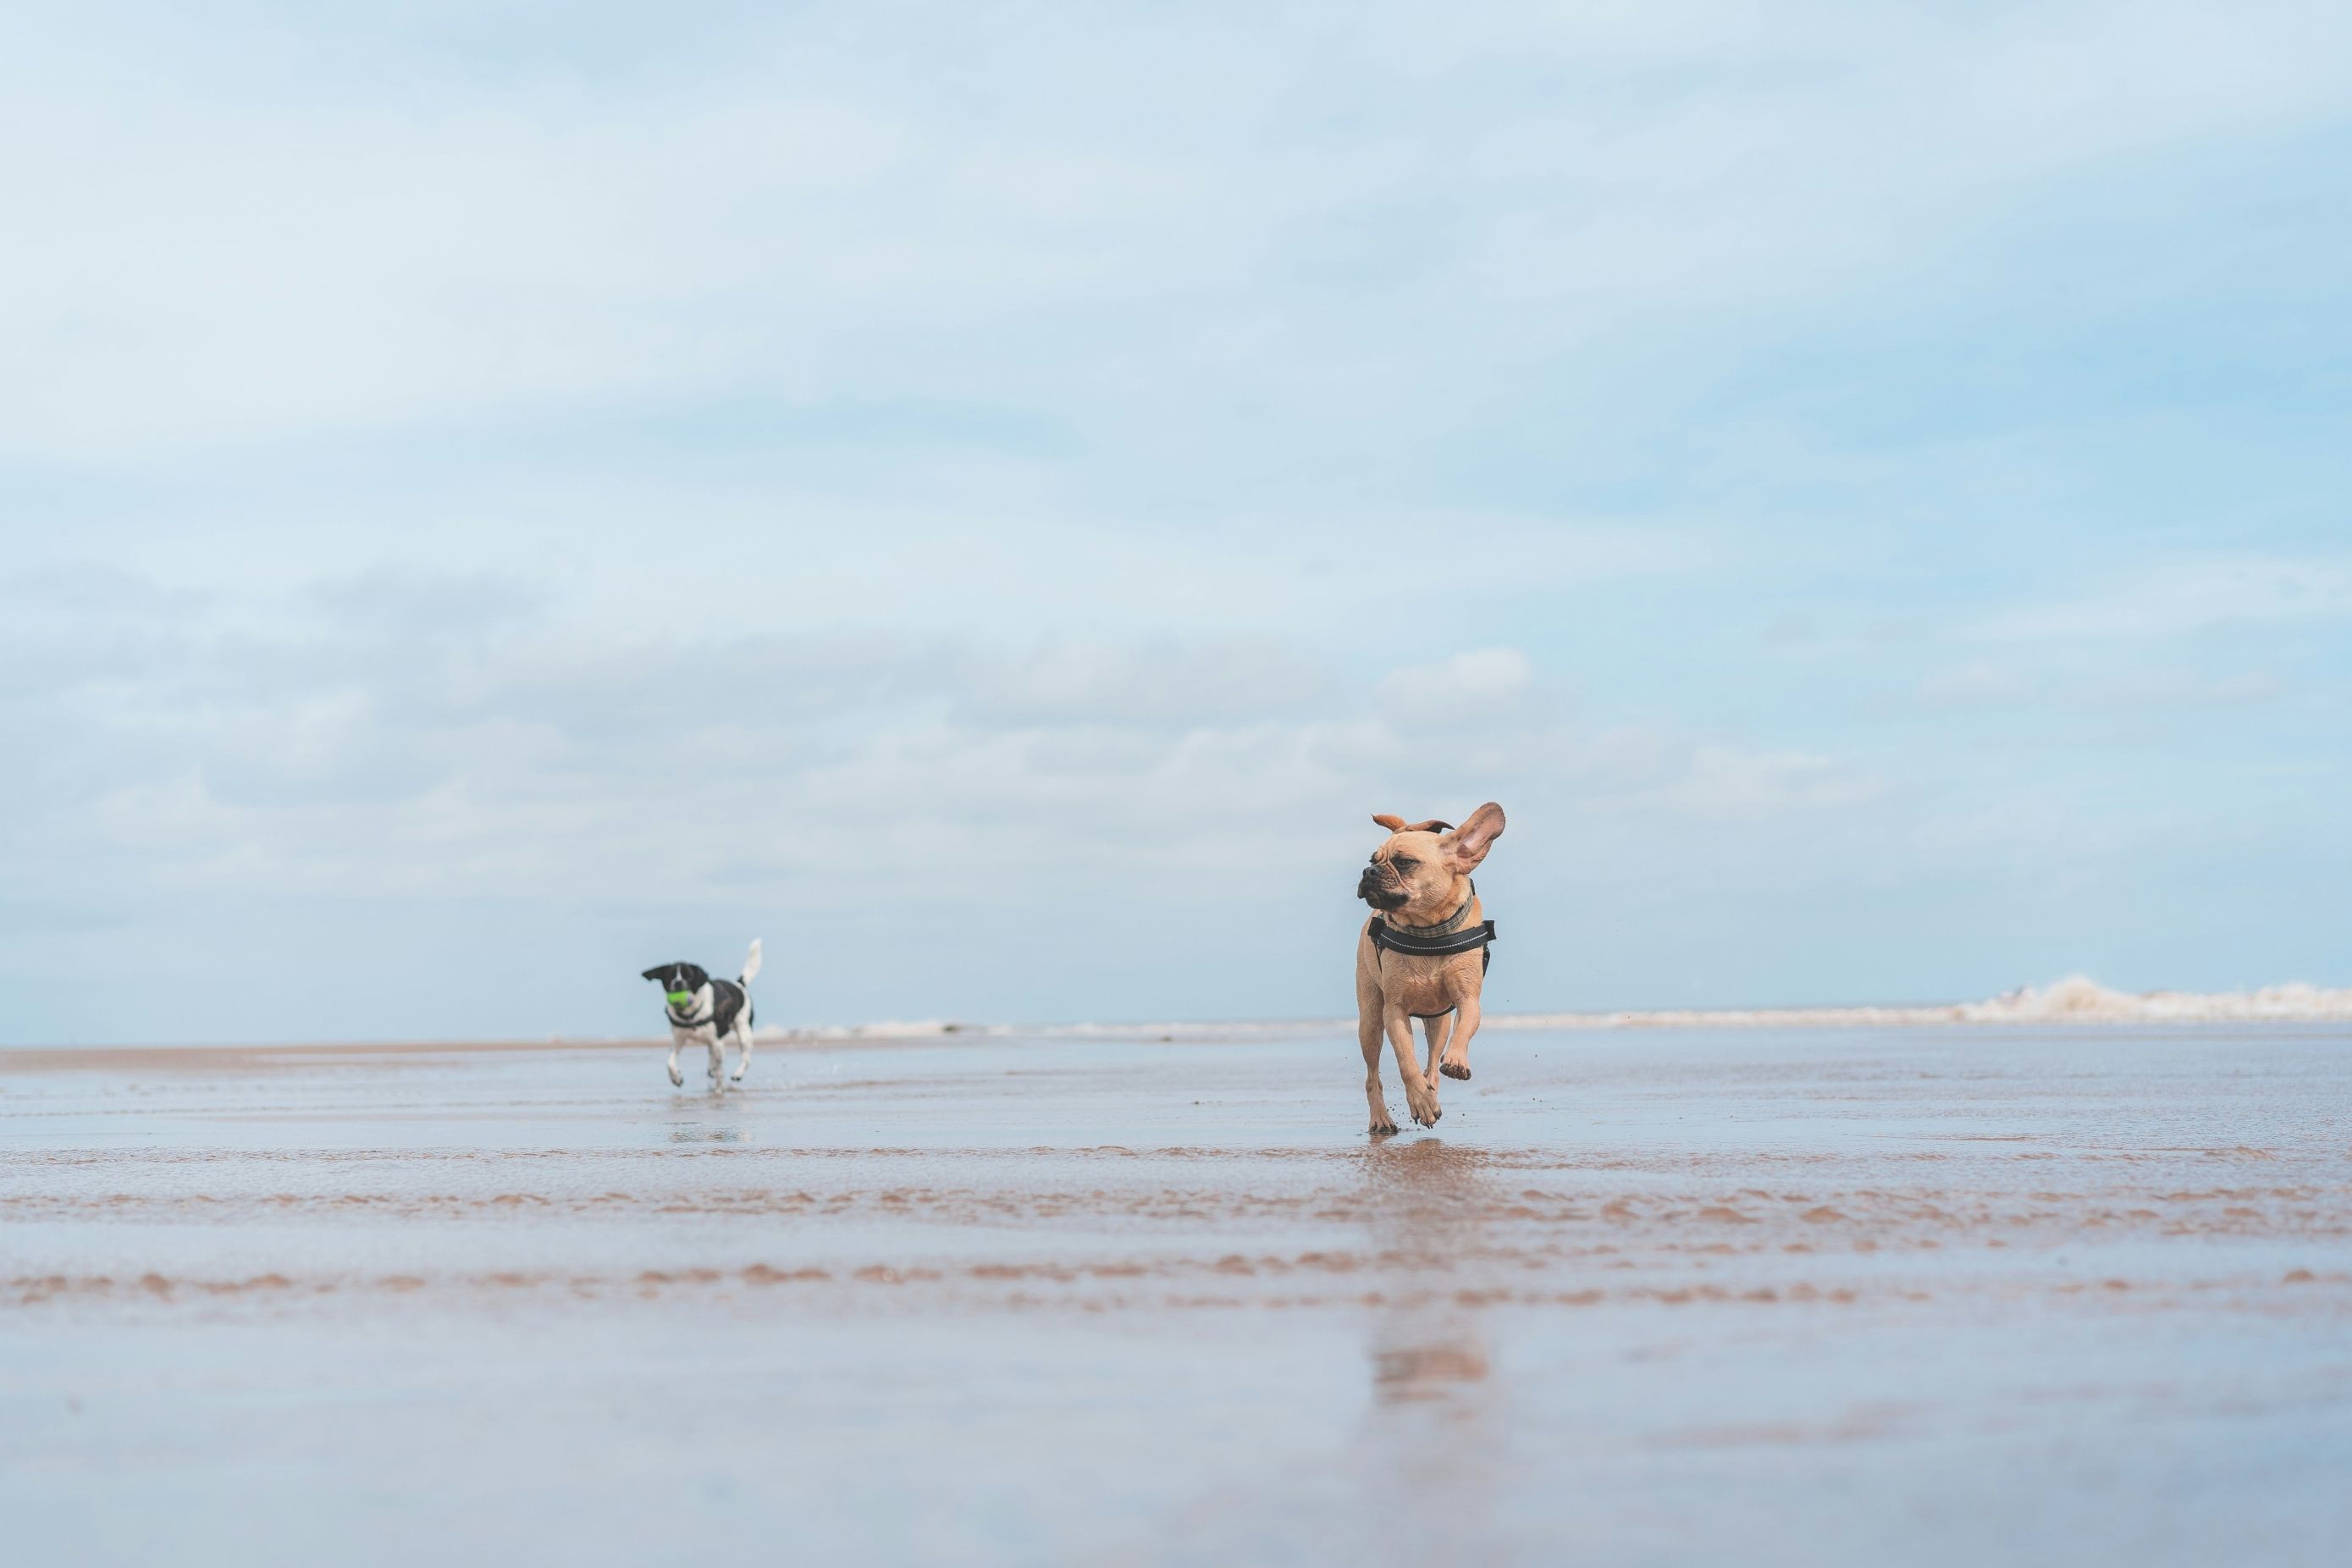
left=669, top=983, right=749, bottom=1033
left=1369, top=918, right=1498, bottom=961
left=670, top=1011, right=754, bottom=1032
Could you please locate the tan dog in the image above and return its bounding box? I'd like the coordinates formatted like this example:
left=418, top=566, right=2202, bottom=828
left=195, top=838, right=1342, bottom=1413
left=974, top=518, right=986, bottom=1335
left=1353, top=803, right=1505, bottom=1135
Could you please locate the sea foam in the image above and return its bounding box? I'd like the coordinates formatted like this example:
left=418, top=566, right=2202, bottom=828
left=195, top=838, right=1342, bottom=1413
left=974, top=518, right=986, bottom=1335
left=1496, top=974, right=2352, bottom=1030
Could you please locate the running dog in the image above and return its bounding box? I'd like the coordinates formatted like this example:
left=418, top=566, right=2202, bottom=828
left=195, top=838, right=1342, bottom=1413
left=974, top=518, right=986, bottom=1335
left=641, top=940, right=762, bottom=1091
left=1354, top=804, right=1505, bottom=1135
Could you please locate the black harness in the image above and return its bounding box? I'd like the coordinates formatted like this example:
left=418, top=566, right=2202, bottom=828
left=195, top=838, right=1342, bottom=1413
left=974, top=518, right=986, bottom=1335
left=1370, top=918, right=1498, bottom=968
left=1367, top=885, right=1497, bottom=973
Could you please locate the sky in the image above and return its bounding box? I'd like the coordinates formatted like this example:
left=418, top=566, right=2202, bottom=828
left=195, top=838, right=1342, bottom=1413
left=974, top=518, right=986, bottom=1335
left=4, top=0, right=2349, bottom=1044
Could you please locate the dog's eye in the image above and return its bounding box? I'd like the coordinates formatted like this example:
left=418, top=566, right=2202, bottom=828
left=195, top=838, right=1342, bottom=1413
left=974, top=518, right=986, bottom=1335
left=1392, top=856, right=1416, bottom=870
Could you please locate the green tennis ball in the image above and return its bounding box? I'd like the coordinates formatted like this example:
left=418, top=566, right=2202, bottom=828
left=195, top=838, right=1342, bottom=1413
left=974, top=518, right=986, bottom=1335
left=665, top=990, right=694, bottom=1007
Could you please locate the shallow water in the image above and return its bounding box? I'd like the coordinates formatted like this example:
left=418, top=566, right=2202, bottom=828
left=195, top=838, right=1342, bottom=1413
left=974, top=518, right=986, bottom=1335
left=4, top=1025, right=2349, bottom=1565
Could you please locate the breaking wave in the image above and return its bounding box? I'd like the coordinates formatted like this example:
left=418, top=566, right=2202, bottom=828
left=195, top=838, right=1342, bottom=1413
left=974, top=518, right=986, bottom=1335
left=751, top=1019, right=1013, bottom=1044
left=1493, top=975, right=2352, bottom=1030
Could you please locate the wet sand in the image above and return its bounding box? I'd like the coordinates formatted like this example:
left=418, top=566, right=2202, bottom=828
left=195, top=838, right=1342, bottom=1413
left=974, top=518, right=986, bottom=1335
left=5, top=1024, right=2350, bottom=1565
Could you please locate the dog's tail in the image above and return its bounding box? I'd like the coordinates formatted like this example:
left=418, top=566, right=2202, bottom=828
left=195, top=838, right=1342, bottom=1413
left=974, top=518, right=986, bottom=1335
left=740, top=938, right=763, bottom=987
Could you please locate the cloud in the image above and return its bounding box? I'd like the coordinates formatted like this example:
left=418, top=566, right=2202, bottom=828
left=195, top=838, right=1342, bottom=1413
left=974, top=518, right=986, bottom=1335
left=1918, top=660, right=2041, bottom=710
left=2085, top=671, right=2284, bottom=709
left=307, top=565, right=548, bottom=638
left=8, top=3, right=2351, bottom=463
left=956, top=639, right=1332, bottom=726
left=1914, top=661, right=2284, bottom=714
left=1595, top=744, right=1883, bottom=824
left=1980, top=556, right=2352, bottom=641
left=1378, top=647, right=1532, bottom=730
left=3, top=574, right=1881, bottom=915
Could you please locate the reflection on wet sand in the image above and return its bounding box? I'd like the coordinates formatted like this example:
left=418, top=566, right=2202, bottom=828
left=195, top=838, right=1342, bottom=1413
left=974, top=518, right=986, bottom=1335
left=1359, top=1140, right=1497, bottom=1408
left=667, top=1124, right=746, bottom=1145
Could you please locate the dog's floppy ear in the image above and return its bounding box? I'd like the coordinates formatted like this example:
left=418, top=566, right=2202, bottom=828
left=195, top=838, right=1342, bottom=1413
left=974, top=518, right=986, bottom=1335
left=640, top=966, right=669, bottom=982
left=1438, top=802, right=1505, bottom=871
left=1372, top=814, right=1408, bottom=831
left=1372, top=814, right=1455, bottom=834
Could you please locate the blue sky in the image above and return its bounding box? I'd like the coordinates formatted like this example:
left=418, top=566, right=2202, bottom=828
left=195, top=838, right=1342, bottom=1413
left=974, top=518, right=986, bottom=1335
left=5, top=1, right=2349, bottom=1043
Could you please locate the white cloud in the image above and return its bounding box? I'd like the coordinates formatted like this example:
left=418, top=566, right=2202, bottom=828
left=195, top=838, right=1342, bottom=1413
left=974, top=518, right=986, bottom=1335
left=8, top=3, right=2350, bottom=461
left=2084, top=671, right=2284, bottom=709
left=3, top=578, right=1882, bottom=911
left=1918, top=661, right=2041, bottom=710
left=1595, top=744, right=1883, bottom=824
left=1378, top=647, right=1532, bottom=730
left=1914, top=661, right=2284, bottom=714
left=956, top=639, right=1330, bottom=726
left=1980, top=556, right=2352, bottom=641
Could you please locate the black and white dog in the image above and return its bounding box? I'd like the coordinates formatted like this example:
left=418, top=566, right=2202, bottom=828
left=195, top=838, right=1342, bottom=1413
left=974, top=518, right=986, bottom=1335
left=641, top=940, right=762, bottom=1091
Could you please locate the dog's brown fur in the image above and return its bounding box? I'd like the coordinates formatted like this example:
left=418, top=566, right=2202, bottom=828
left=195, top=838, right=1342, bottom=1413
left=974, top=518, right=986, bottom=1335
left=1354, top=803, right=1505, bottom=1135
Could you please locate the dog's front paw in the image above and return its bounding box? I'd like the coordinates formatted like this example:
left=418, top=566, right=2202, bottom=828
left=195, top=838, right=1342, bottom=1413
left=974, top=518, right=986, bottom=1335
left=1406, top=1083, right=1442, bottom=1128
left=1369, top=1111, right=1399, bottom=1137
left=1440, top=1061, right=1471, bottom=1081
left=668, top=1068, right=684, bottom=1087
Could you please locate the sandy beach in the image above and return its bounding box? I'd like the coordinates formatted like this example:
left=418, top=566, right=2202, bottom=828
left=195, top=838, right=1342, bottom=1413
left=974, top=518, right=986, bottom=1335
left=5, top=1022, right=2349, bottom=1565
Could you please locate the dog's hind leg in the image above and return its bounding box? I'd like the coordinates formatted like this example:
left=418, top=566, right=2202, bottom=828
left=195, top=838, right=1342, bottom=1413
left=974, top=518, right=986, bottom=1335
left=730, top=1022, right=753, bottom=1082
left=705, top=1035, right=726, bottom=1092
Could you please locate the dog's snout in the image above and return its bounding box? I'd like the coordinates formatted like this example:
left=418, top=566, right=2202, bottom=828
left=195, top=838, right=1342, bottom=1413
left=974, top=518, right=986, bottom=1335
left=1357, top=862, right=1406, bottom=909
